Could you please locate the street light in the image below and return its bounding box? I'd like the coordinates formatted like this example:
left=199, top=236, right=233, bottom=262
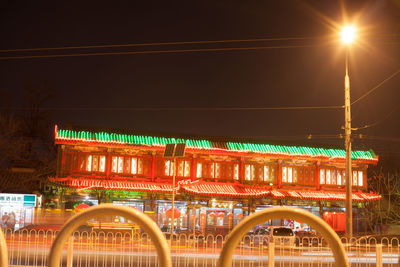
left=341, top=25, right=356, bottom=238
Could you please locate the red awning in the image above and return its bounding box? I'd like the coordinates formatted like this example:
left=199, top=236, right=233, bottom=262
left=273, top=189, right=381, bottom=202
left=49, top=177, right=173, bottom=193
left=49, top=177, right=381, bottom=202
left=180, top=182, right=271, bottom=198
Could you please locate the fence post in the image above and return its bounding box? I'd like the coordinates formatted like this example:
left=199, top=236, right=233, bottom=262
left=268, top=241, right=274, bottom=267
left=376, top=244, right=382, bottom=267
left=66, top=236, right=73, bottom=267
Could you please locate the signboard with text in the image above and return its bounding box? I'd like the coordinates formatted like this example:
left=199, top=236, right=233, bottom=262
left=0, top=193, right=36, bottom=207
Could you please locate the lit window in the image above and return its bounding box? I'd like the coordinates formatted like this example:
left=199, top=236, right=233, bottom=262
left=99, top=156, right=106, bottom=172
left=331, top=170, right=336, bottom=185
left=244, top=164, right=255, bottom=181
left=353, top=171, right=357, bottom=186
left=164, top=160, right=174, bottom=176
left=79, top=156, right=85, bottom=171
left=342, top=171, right=346, bottom=184
left=118, top=156, right=124, bottom=173
left=271, top=167, right=276, bottom=181
left=111, top=156, right=118, bottom=173
left=282, top=167, right=287, bottom=183
left=178, top=161, right=184, bottom=176
left=263, top=166, right=269, bottom=182
left=215, top=163, right=221, bottom=178
left=86, top=155, right=92, bottom=172
left=196, top=162, right=202, bottom=178
left=320, top=169, right=325, bottom=184
left=92, top=155, right=98, bottom=172
left=131, top=158, right=137, bottom=174
left=233, top=164, right=239, bottom=180
left=337, top=170, right=342, bottom=185
left=124, top=157, right=131, bottom=174
left=288, top=167, right=293, bottom=183
left=293, top=167, right=298, bottom=183
left=245, top=165, right=251, bottom=181
left=184, top=161, right=190, bottom=177
left=210, top=163, right=215, bottom=178
left=138, top=158, right=143, bottom=174
left=326, top=169, right=331, bottom=184
left=358, top=171, right=363, bottom=187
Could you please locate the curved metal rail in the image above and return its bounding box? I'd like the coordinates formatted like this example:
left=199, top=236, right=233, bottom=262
left=217, top=206, right=349, bottom=267
left=47, top=204, right=171, bottom=267
left=0, top=229, right=8, bottom=267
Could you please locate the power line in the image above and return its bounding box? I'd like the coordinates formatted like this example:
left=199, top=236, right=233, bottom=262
left=1, top=34, right=398, bottom=54
left=0, top=44, right=325, bottom=60
left=0, top=36, right=319, bottom=53
left=0, top=105, right=343, bottom=111
left=354, top=103, right=400, bottom=130
left=351, top=67, right=400, bottom=105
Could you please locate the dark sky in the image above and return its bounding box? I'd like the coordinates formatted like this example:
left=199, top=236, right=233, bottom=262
left=0, top=1, right=399, bottom=161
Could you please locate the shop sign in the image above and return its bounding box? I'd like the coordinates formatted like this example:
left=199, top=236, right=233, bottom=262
left=0, top=193, right=36, bottom=207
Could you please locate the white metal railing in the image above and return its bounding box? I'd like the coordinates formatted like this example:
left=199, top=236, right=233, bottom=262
left=4, top=227, right=400, bottom=266
left=218, top=207, right=348, bottom=267
left=47, top=203, right=171, bottom=267
left=2, top=208, right=400, bottom=266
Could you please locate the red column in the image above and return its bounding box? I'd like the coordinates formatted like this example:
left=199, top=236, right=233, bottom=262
left=191, top=156, right=196, bottom=181
left=315, top=162, right=320, bottom=190
left=150, top=152, right=156, bottom=182
left=105, top=152, right=112, bottom=178
left=277, top=160, right=281, bottom=188
left=239, top=157, right=244, bottom=182
left=363, top=168, right=367, bottom=190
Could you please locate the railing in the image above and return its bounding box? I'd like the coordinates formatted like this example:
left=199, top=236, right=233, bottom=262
left=4, top=229, right=400, bottom=266
left=2, top=205, right=400, bottom=266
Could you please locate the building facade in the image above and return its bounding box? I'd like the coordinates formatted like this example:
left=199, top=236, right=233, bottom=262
left=50, top=125, right=381, bottom=234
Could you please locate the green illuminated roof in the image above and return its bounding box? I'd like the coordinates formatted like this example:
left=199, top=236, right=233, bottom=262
left=55, top=126, right=377, bottom=161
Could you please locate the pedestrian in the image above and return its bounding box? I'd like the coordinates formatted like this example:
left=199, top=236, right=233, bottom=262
left=1, top=212, right=9, bottom=229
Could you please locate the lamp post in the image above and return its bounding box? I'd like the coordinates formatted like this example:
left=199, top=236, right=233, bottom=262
left=341, top=25, right=356, bottom=238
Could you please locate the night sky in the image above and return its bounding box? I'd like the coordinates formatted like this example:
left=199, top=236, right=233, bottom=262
left=1, top=1, right=399, bottom=163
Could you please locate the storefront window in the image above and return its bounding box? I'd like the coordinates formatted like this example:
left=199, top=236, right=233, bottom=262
left=288, top=167, right=293, bottom=183
left=234, top=164, right=239, bottom=180
left=358, top=171, right=363, bottom=187
left=282, top=166, right=287, bottom=183
left=245, top=164, right=255, bottom=181
left=111, top=155, right=145, bottom=175
left=72, top=153, right=106, bottom=173
left=86, top=155, right=92, bottom=171
left=118, top=156, right=124, bottom=173
left=196, top=162, right=202, bottom=178
left=207, top=213, right=215, bottom=225
left=319, top=168, right=349, bottom=186
left=111, top=156, right=118, bottom=173
left=351, top=170, right=363, bottom=187
left=177, top=160, right=191, bottom=177
left=215, top=163, right=221, bottom=178
left=337, top=170, right=342, bottom=185
left=217, top=214, right=224, bottom=226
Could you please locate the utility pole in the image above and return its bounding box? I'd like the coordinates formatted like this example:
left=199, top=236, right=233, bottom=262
left=341, top=25, right=356, bottom=238
left=344, top=47, right=353, bottom=238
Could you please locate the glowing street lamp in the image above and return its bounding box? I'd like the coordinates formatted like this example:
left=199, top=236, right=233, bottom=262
left=341, top=26, right=356, bottom=44
left=341, top=25, right=356, bottom=238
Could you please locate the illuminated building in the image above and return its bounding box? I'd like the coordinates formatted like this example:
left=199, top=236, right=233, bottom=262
left=49, top=125, right=380, bottom=234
